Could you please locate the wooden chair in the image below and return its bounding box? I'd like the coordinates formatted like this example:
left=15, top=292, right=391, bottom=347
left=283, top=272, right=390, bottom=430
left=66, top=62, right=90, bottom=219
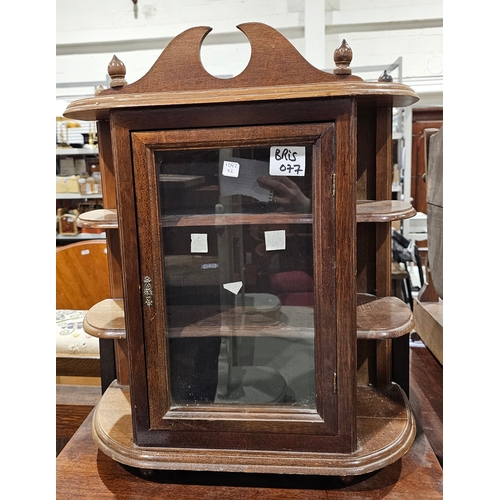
left=56, top=239, right=111, bottom=381
left=56, top=239, right=111, bottom=454
left=56, top=239, right=111, bottom=310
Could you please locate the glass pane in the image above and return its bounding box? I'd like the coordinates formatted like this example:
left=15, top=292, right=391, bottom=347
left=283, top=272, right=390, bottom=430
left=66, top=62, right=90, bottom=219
left=156, top=146, right=316, bottom=407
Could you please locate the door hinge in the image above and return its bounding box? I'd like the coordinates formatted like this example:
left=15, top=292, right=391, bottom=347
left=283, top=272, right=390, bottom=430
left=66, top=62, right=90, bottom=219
left=333, top=372, right=337, bottom=393
left=332, top=173, right=336, bottom=197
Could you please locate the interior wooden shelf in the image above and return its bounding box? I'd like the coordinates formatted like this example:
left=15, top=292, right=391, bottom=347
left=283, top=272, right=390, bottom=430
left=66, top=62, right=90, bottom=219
left=162, top=212, right=311, bottom=227
left=84, top=294, right=413, bottom=341
left=78, top=200, right=415, bottom=230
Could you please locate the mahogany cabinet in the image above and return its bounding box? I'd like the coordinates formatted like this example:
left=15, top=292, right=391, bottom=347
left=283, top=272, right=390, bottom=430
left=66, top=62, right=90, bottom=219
left=65, top=22, right=419, bottom=477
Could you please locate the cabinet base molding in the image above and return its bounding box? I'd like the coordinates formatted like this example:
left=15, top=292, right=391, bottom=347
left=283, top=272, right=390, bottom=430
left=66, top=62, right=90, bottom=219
left=92, top=381, right=415, bottom=477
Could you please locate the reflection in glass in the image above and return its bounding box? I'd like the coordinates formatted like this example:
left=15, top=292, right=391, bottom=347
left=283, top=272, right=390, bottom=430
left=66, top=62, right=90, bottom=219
left=156, top=147, right=316, bottom=407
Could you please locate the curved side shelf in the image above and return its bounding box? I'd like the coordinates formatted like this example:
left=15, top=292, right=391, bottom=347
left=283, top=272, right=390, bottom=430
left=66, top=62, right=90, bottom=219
left=356, top=294, right=414, bottom=340
left=77, top=209, right=118, bottom=229
left=83, top=299, right=126, bottom=340
left=356, top=200, right=416, bottom=222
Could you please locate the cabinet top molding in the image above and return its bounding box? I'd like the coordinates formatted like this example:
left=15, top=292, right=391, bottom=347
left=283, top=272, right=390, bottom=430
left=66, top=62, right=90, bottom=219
left=64, top=22, right=419, bottom=121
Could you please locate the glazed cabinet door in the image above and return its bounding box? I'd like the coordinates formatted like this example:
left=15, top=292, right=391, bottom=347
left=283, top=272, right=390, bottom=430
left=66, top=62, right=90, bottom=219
left=127, top=121, right=356, bottom=453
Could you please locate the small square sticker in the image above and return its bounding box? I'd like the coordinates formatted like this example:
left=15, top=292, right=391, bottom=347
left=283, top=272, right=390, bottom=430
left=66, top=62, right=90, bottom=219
left=264, top=230, right=286, bottom=251
left=191, top=233, right=208, bottom=253
left=222, top=160, right=240, bottom=178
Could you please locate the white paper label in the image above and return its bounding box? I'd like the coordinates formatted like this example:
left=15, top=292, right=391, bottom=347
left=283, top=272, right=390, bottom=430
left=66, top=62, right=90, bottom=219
left=190, top=233, right=208, bottom=253
left=223, top=281, right=243, bottom=295
left=222, top=160, right=240, bottom=178
left=269, top=146, right=306, bottom=176
left=219, top=157, right=273, bottom=202
left=264, top=230, right=286, bottom=251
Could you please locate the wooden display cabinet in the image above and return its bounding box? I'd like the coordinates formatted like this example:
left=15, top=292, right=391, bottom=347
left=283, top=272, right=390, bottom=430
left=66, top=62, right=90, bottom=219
left=64, top=22, right=418, bottom=477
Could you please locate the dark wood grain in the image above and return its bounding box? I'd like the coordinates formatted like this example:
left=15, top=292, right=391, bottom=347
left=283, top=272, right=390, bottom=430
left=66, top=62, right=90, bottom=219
left=110, top=117, right=145, bottom=411
left=374, top=107, right=393, bottom=389
left=327, top=104, right=357, bottom=450
left=409, top=345, right=443, bottom=466
left=56, top=357, right=100, bottom=378
left=355, top=106, right=378, bottom=388
left=56, top=385, right=101, bottom=455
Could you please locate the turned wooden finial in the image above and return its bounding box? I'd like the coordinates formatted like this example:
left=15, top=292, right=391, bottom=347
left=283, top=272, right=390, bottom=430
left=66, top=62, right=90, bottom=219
left=378, top=70, right=393, bottom=82
left=108, top=55, right=127, bottom=88
left=333, top=39, right=352, bottom=75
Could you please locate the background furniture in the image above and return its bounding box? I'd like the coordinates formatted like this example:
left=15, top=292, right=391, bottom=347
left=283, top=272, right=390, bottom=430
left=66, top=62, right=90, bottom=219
left=56, top=240, right=110, bottom=310
left=56, top=239, right=114, bottom=454
left=56, top=239, right=110, bottom=385
left=413, top=126, right=443, bottom=364
left=56, top=147, right=103, bottom=245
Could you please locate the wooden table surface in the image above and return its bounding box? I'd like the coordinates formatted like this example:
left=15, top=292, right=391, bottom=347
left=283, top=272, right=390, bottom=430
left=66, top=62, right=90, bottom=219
left=57, top=410, right=443, bottom=499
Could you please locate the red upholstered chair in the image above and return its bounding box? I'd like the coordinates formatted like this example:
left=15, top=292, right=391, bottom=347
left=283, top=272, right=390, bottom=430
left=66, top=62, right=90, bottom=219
left=269, top=270, right=314, bottom=307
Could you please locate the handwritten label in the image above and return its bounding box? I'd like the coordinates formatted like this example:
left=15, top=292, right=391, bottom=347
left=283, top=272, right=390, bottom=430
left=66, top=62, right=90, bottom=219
left=220, top=157, right=273, bottom=202
left=269, top=146, right=306, bottom=176
left=222, top=160, right=240, bottom=178
left=191, top=233, right=208, bottom=253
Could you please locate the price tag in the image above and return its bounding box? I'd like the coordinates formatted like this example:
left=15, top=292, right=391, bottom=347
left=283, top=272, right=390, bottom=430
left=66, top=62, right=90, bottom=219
left=269, top=146, right=306, bottom=176
left=222, top=160, right=240, bottom=178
